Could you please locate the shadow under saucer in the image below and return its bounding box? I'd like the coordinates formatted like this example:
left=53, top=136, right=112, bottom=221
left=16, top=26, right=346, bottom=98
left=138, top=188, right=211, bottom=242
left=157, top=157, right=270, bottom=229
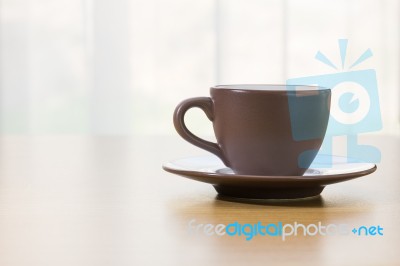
left=215, top=193, right=325, bottom=207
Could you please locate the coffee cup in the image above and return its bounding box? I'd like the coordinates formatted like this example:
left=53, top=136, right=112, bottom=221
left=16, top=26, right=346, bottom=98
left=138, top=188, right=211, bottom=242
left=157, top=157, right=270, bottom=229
left=173, top=84, right=331, bottom=176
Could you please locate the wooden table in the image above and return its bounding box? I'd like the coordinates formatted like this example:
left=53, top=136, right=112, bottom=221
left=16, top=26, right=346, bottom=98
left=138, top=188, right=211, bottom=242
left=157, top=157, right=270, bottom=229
left=0, top=135, right=399, bottom=266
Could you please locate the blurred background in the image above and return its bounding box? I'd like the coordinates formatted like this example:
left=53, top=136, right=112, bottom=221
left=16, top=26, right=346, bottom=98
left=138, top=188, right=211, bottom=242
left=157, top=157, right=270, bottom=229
left=0, top=0, right=399, bottom=136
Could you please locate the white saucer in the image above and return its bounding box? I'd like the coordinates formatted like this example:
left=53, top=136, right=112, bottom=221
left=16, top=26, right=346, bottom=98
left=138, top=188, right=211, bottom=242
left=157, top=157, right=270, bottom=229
left=162, top=154, right=376, bottom=199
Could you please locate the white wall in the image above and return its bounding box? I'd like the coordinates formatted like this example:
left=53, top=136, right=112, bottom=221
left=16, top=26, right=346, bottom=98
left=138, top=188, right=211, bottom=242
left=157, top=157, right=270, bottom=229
left=0, top=0, right=399, bottom=135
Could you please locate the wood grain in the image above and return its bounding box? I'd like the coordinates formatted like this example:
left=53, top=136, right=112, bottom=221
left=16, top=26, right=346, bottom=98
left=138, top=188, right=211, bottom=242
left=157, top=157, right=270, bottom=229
left=0, top=135, right=398, bottom=265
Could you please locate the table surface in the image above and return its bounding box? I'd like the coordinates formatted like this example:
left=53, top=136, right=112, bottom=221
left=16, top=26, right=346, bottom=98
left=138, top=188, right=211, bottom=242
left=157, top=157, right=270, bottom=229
left=0, top=135, right=399, bottom=266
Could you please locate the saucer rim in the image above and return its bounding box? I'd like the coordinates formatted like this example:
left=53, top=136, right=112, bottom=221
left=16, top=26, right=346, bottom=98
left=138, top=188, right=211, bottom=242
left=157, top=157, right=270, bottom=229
left=162, top=155, right=377, bottom=186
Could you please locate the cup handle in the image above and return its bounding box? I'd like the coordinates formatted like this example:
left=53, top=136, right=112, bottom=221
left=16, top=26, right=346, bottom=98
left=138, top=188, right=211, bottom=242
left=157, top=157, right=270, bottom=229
left=173, top=97, right=228, bottom=165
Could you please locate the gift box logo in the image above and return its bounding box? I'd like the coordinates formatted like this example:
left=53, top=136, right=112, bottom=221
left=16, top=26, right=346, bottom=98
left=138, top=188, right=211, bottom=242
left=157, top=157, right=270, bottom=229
left=286, top=39, right=382, bottom=166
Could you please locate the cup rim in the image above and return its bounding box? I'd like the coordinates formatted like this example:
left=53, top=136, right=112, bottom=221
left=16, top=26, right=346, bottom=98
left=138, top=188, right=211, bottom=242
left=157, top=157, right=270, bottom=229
left=211, top=84, right=330, bottom=92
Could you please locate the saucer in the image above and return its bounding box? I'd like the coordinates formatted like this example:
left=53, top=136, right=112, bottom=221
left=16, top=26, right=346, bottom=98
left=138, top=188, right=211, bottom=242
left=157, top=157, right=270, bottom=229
left=162, top=154, right=376, bottom=199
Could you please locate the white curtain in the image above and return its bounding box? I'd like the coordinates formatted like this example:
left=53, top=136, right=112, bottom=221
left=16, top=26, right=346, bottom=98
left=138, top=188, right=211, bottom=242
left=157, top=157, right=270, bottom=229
left=0, top=0, right=399, bottom=135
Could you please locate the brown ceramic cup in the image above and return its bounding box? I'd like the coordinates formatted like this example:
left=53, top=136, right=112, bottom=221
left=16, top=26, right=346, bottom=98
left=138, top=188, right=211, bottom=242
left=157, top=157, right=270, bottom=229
left=174, top=85, right=331, bottom=176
